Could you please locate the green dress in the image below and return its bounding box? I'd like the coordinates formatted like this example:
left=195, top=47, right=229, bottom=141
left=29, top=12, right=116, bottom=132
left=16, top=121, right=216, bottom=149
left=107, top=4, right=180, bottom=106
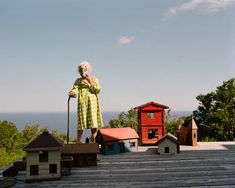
left=71, top=76, right=103, bottom=130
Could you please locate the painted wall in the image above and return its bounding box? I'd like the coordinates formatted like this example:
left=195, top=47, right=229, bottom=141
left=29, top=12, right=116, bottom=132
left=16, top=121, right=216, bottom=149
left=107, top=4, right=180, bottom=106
left=158, top=139, right=178, bottom=155
left=26, top=150, right=61, bottom=181
left=138, top=108, right=166, bottom=145
left=141, top=111, right=163, bottom=125
left=100, top=139, right=138, bottom=155
left=141, top=125, right=164, bottom=144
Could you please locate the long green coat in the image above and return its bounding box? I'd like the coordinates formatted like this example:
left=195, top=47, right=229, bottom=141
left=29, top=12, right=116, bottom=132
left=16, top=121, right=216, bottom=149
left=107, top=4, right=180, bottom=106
left=71, top=76, right=103, bottom=130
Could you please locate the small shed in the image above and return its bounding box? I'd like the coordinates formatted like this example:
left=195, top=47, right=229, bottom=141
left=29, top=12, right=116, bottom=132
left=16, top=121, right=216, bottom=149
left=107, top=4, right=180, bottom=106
left=135, top=101, right=169, bottom=145
left=23, top=131, right=64, bottom=182
left=157, top=133, right=180, bottom=155
left=62, top=143, right=99, bottom=166
left=96, top=127, right=139, bottom=155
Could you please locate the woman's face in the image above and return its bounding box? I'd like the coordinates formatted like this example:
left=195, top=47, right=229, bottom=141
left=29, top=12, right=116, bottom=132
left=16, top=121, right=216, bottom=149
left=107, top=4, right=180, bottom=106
left=79, top=65, right=89, bottom=77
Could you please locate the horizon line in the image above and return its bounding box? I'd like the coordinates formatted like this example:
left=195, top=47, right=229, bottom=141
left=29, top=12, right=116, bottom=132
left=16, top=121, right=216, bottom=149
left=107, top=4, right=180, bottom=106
left=0, top=110, right=194, bottom=113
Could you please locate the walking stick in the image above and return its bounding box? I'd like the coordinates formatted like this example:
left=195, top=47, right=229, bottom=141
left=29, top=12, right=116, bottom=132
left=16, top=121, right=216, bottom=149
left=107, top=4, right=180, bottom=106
left=67, top=96, right=71, bottom=144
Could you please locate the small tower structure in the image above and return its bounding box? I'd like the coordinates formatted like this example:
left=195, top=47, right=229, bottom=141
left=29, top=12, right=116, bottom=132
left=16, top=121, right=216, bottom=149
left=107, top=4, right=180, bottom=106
left=177, top=116, right=198, bottom=146
left=189, top=117, right=198, bottom=146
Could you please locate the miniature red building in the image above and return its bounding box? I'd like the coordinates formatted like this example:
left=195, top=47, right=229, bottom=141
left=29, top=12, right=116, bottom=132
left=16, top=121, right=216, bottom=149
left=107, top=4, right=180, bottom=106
left=135, top=101, right=169, bottom=145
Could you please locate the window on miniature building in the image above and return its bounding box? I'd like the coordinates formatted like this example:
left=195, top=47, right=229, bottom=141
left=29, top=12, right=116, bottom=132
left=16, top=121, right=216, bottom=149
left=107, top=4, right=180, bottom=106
left=39, top=151, right=48, bottom=162
left=148, top=129, right=158, bottom=139
left=147, top=112, right=154, bottom=119
left=49, top=164, right=57, bottom=174
left=129, top=141, right=135, bottom=148
left=107, top=143, right=114, bottom=151
left=165, top=147, right=169, bottom=153
left=194, top=133, right=196, bottom=139
left=30, top=165, right=38, bottom=176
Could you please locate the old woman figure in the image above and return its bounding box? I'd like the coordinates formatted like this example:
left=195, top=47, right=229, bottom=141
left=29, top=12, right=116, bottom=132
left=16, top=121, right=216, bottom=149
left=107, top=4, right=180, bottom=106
left=68, top=61, right=103, bottom=140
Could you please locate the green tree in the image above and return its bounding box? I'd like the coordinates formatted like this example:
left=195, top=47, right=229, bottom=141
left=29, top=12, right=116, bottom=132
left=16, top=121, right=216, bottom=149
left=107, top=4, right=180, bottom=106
left=165, top=109, right=190, bottom=134
left=0, top=121, right=25, bottom=168
left=109, top=118, right=120, bottom=128
left=108, top=108, right=138, bottom=132
left=22, top=124, right=68, bottom=143
left=166, top=117, right=183, bottom=134
left=51, top=129, right=67, bottom=141
left=22, top=124, right=41, bottom=143
left=0, top=148, right=25, bottom=168
left=126, top=108, right=138, bottom=131
left=194, top=78, right=235, bottom=141
left=0, top=121, right=25, bottom=152
left=22, top=124, right=48, bottom=143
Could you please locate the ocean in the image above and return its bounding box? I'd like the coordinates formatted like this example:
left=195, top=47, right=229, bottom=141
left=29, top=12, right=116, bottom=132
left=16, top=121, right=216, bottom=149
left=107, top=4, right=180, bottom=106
left=0, top=111, right=191, bottom=138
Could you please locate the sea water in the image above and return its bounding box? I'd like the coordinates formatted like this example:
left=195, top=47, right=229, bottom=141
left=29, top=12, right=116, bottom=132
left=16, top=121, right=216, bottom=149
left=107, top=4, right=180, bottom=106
left=0, top=112, right=119, bottom=138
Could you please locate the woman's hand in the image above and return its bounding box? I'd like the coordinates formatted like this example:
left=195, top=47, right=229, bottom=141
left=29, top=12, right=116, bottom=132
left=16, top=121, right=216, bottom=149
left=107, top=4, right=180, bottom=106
left=68, top=91, right=76, bottom=97
left=84, top=76, right=93, bottom=85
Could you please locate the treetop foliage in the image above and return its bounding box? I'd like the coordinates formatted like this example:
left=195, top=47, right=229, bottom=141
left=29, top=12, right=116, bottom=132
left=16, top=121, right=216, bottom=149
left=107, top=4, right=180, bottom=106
left=194, top=78, right=235, bottom=141
left=106, top=108, right=138, bottom=132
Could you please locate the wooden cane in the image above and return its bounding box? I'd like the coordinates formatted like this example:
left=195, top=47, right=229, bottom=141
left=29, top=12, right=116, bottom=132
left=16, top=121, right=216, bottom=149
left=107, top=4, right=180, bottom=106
left=67, top=96, right=71, bottom=144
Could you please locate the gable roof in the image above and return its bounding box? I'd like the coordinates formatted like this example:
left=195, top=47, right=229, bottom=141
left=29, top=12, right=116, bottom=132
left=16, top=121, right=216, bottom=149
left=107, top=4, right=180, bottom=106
left=134, top=101, right=169, bottom=109
left=98, top=127, right=139, bottom=142
left=24, top=131, right=64, bottom=151
left=157, top=133, right=180, bottom=145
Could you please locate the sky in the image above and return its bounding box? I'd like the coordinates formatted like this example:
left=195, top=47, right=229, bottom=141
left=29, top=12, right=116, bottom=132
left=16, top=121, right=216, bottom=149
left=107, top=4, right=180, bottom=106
left=0, top=0, right=234, bottom=113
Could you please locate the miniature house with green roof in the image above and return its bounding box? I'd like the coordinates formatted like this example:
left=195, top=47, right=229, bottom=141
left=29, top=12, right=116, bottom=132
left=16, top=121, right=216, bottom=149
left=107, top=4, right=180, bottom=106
left=23, top=131, right=64, bottom=182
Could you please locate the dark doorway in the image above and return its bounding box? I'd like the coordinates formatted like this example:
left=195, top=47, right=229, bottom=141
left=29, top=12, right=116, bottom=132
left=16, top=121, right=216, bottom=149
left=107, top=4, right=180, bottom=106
left=120, top=142, right=125, bottom=153
left=30, top=165, right=38, bottom=176
left=165, top=147, right=169, bottom=153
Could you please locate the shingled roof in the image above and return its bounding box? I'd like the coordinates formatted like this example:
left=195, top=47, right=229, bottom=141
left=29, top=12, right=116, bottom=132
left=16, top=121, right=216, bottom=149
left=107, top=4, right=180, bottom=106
left=98, top=127, right=139, bottom=142
left=24, top=131, right=64, bottom=151
left=156, top=133, right=180, bottom=145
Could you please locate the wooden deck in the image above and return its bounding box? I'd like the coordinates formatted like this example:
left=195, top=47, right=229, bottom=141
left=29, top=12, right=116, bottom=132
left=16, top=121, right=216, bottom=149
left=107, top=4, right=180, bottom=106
left=12, top=142, right=235, bottom=187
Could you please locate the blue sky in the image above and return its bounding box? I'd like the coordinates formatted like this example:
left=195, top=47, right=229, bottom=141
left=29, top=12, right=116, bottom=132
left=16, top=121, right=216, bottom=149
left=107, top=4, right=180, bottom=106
left=0, top=0, right=234, bottom=112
